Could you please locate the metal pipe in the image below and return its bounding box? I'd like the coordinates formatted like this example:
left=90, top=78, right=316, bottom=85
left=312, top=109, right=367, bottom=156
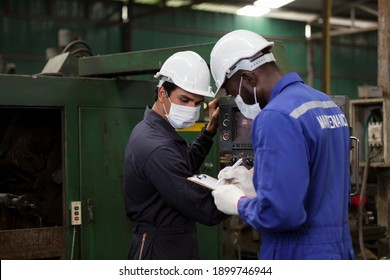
left=306, top=33, right=314, bottom=87
left=358, top=133, right=370, bottom=260
left=322, top=0, right=332, bottom=94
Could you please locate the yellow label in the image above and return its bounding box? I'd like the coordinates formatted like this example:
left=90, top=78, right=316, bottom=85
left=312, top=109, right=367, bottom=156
left=175, top=122, right=206, bottom=132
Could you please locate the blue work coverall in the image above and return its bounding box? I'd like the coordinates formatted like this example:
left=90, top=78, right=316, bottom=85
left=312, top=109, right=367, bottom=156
left=123, top=107, right=226, bottom=260
left=238, top=73, right=355, bottom=260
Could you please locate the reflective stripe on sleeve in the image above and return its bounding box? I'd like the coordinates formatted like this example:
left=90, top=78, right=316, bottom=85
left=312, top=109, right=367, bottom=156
left=289, top=100, right=338, bottom=119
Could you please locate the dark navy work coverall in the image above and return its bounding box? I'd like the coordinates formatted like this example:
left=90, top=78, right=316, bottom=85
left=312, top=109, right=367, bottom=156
left=123, top=107, right=226, bottom=260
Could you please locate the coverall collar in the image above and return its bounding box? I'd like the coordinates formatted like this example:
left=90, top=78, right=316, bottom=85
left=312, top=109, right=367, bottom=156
left=143, top=106, right=184, bottom=142
left=269, top=72, right=304, bottom=102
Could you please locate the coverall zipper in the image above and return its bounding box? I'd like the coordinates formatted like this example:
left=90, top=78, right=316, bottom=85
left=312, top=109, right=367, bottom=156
left=139, top=232, right=147, bottom=260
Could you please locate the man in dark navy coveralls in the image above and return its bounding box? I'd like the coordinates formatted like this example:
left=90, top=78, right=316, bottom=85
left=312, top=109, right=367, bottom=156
left=123, top=51, right=226, bottom=260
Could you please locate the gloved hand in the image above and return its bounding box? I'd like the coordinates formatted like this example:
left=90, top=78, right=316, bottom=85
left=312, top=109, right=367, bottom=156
left=218, top=166, right=256, bottom=197
left=212, top=184, right=246, bottom=215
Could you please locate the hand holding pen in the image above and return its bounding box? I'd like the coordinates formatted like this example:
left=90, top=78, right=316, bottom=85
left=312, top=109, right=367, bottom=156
left=216, top=158, right=243, bottom=186
left=216, top=158, right=256, bottom=197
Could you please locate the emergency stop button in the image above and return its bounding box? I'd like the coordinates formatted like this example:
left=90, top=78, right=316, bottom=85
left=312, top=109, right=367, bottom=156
left=222, top=132, right=230, bottom=141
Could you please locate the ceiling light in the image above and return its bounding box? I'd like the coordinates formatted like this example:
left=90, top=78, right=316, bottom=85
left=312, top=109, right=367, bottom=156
left=133, top=0, right=160, bottom=4
left=267, top=10, right=318, bottom=22
left=166, top=0, right=191, bottom=7
left=236, top=5, right=270, bottom=17
left=254, top=0, right=295, bottom=9
left=192, top=3, right=240, bottom=14
left=122, top=5, right=128, bottom=22
left=305, top=24, right=311, bottom=39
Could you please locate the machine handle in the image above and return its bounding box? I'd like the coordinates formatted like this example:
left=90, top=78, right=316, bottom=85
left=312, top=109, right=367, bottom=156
left=350, top=136, right=360, bottom=196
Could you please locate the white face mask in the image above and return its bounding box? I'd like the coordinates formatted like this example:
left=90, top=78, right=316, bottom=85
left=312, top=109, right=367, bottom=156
left=163, top=93, right=200, bottom=129
left=234, top=76, right=261, bottom=120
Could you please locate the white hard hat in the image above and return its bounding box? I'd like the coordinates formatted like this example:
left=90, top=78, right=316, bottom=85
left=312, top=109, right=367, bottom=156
left=210, top=29, right=275, bottom=98
left=154, top=51, right=214, bottom=98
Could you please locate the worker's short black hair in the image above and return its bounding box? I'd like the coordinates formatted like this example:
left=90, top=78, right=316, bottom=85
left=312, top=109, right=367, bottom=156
left=154, top=81, right=178, bottom=101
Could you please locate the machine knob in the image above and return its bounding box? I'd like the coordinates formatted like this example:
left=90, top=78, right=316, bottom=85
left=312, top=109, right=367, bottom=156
left=222, top=132, right=230, bottom=141
left=222, top=118, right=230, bottom=127
left=245, top=157, right=254, bottom=167
left=229, top=157, right=238, bottom=165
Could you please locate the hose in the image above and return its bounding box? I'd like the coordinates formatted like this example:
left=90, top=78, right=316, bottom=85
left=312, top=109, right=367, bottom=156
left=62, top=40, right=91, bottom=53
left=62, top=40, right=93, bottom=58
left=71, top=226, right=77, bottom=260
left=358, top=114, right=372, bottom=260
left=358, top=139, right=369, bottom=260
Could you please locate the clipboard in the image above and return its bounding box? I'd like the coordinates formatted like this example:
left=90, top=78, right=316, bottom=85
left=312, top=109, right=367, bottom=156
left=188, top=174, right=219, bottom=190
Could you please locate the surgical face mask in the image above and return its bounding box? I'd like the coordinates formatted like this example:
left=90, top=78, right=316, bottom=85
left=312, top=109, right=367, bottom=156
left=162, top=93, right=200, bottom=129
left=234, top=76, right=261, bottom=120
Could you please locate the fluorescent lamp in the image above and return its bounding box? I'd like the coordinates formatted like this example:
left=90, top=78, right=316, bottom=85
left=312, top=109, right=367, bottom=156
left=305, top=24, right=311, bottom=38
left=236, top=5, right=270, bottom=17
left=254, top=0, right=295, bottom=9
left=133, top=0, right=160, bottom=4
left=166, top=0, right=191, bottom=7
left=267, top=10, right=318, bottom=22
left=192, top=3, right=240, bottom=14
left=122, top=5, right=128, bottom=21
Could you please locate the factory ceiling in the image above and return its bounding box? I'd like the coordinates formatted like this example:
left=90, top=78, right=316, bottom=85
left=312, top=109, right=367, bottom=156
left=130, top=0, right=379, bottom=36
left=0, top=0, right=379, bottom=38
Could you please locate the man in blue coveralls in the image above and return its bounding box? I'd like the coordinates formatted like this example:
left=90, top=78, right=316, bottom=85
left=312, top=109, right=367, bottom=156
left=210, top=29, right=355, bottom=260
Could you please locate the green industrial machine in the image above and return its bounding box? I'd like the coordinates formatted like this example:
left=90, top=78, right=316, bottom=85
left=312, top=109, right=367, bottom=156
left=0, top=41, right=291, bottom=259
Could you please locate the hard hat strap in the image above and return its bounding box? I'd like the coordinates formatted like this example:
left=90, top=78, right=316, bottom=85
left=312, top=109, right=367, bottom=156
left=157, top=76, right=174, bottom=87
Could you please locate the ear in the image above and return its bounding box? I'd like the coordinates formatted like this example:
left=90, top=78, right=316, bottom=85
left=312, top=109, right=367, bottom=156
left=242, top=72, right=257, bottom=87
left=157, top=86, right=168, bottom=102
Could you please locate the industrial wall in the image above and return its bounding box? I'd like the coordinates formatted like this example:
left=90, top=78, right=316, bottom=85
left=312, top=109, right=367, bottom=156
left=0, top=1, right=377, bottom=99
left=0, top=0, right=122, bottom=74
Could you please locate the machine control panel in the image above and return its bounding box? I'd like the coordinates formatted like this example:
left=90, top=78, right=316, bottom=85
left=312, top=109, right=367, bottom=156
left=219, top=96, right=254, bottom=170
left=218, top=95, right=350, bottom=171
left=70, top=201, right=82, bottom=226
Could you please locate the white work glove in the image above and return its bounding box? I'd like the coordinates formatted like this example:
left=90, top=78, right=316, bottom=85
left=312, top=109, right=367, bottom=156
left=212, top=184, right=246, bottom=215
left=218, top=166, right=256, bottom=198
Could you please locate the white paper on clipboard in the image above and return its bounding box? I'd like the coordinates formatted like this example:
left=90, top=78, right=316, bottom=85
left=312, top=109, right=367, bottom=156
left=188, top=174, right=219, bottom=190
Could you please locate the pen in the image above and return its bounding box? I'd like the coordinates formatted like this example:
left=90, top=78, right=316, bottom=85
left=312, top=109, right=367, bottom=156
left=231, top=157, right=243, bottom=169
left=216, top=158, right=243, bottom=186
